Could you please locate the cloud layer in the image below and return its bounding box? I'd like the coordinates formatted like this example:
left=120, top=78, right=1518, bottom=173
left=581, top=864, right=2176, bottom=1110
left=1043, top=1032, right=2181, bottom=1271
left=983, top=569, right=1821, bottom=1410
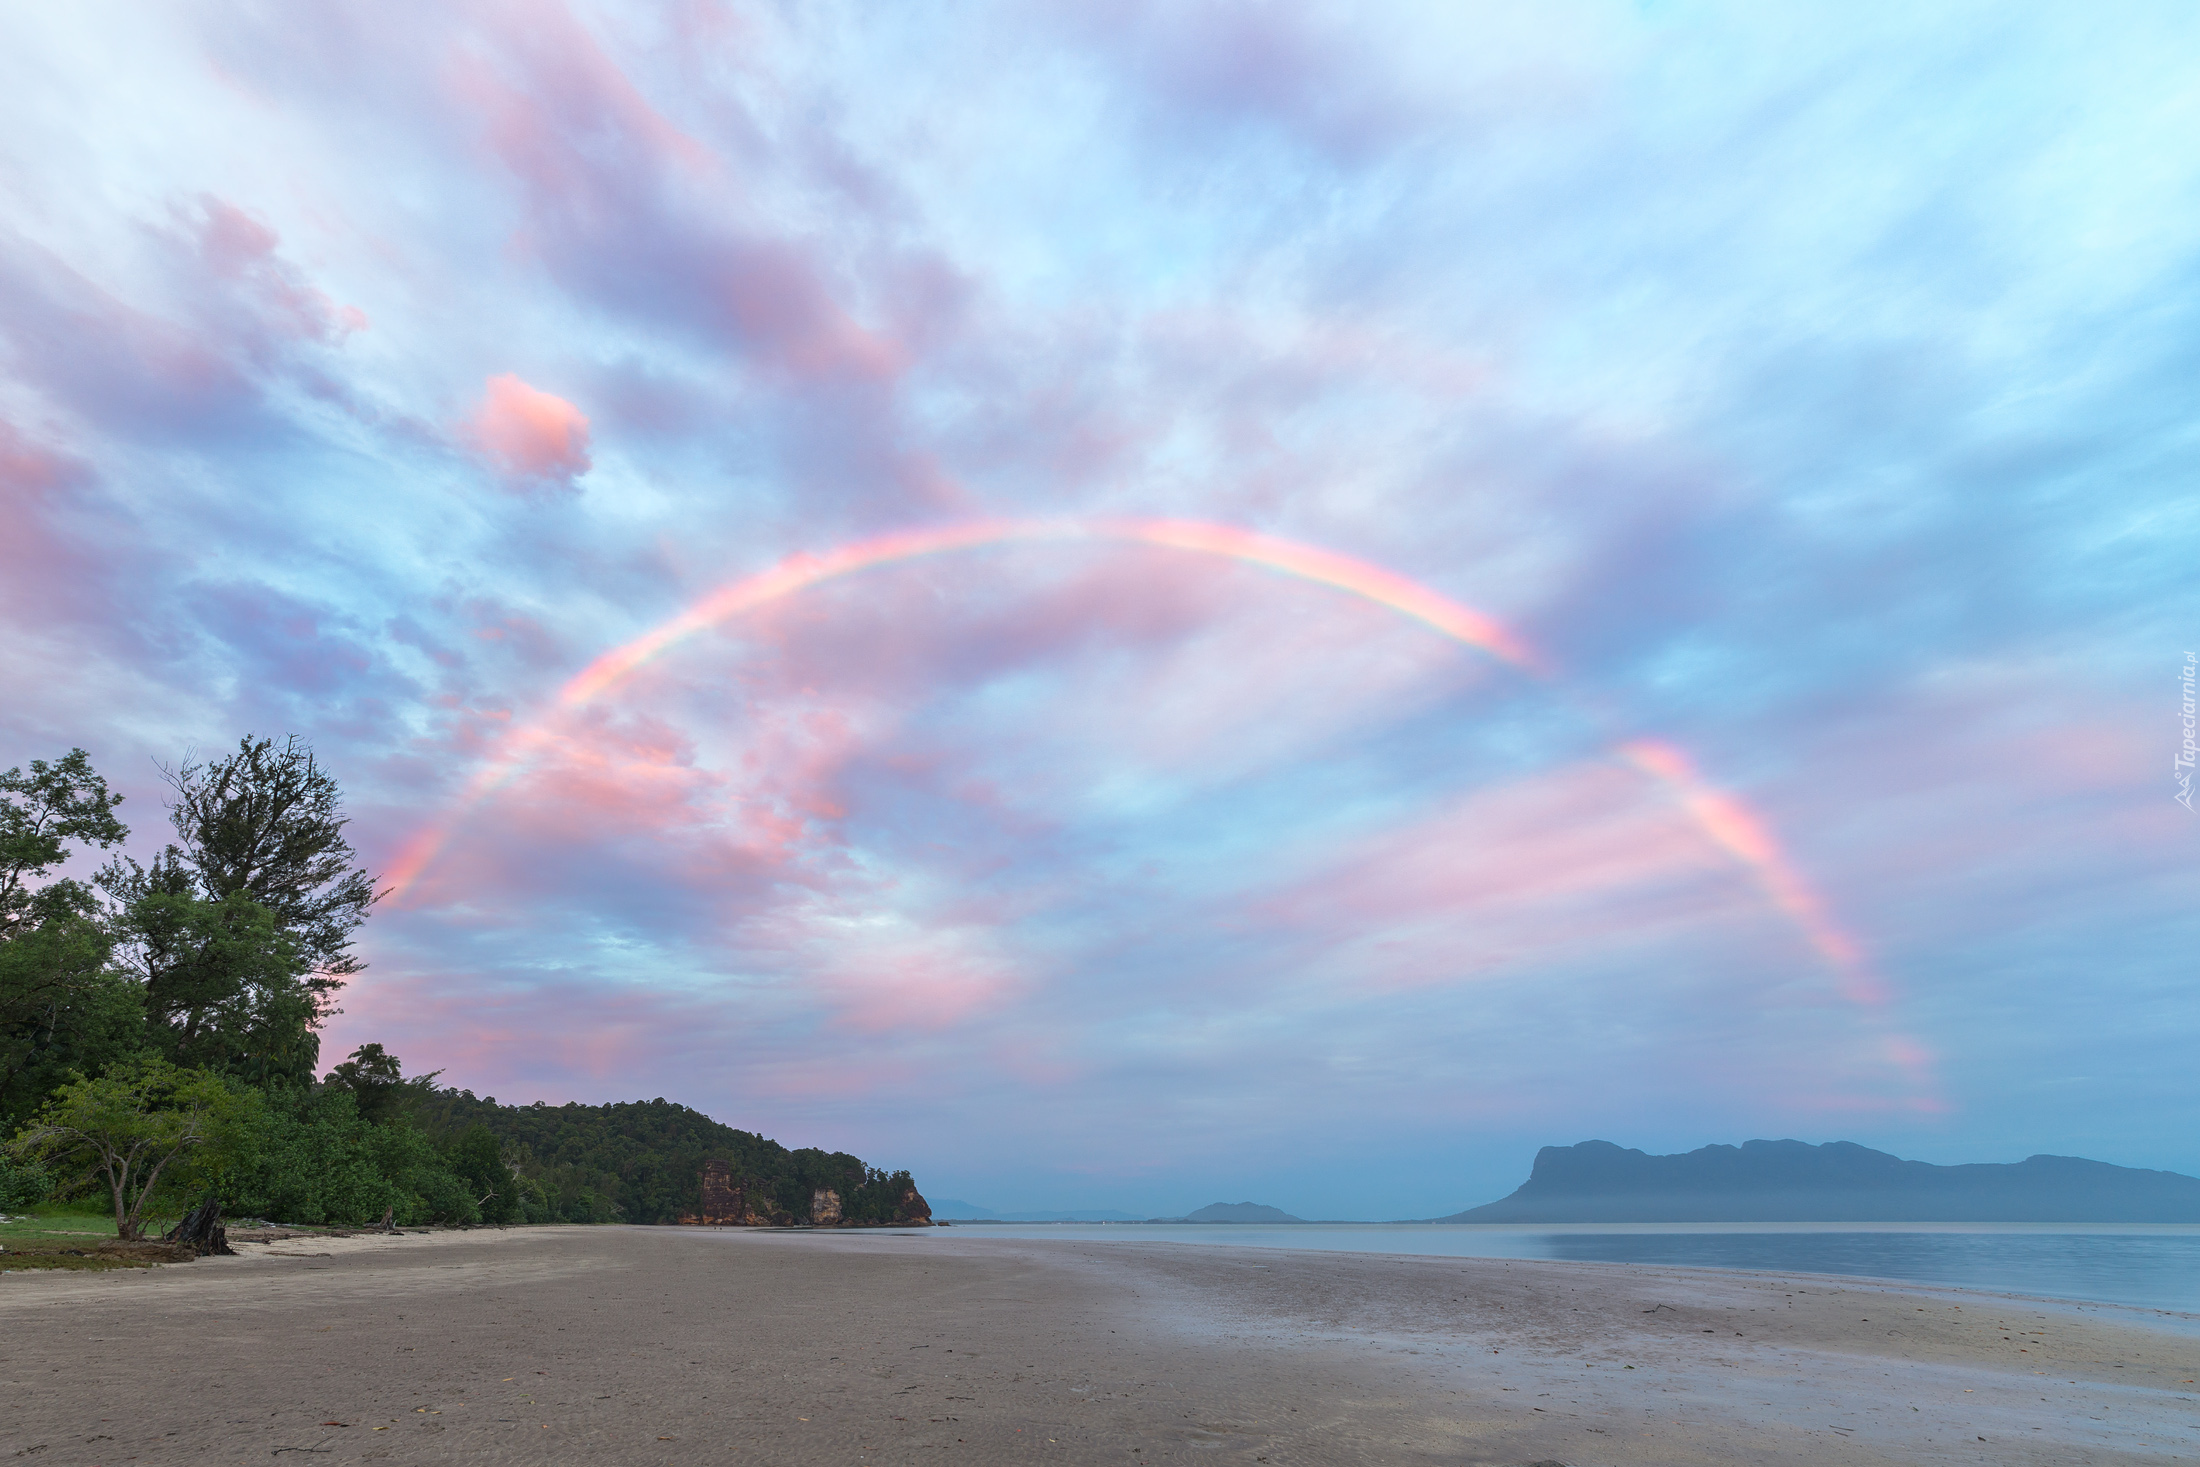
left=2, top=0, right=2194, bottom=1216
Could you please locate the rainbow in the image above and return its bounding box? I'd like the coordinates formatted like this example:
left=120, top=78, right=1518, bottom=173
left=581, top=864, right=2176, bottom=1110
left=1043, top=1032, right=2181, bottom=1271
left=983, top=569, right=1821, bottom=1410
left=1617, top=739, right=1884, bottom=1005
left=558, top=518, right=1548, bottom=707
left=384, top=518, right=1545, bottom=897
left=382, top=516, right=1929, bottom=1098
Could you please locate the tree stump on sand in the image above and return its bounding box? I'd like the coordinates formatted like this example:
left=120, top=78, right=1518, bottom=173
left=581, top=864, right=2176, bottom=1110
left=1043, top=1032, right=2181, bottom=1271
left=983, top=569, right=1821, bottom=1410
left=163, top=1195, right=233, bottom=1256
left=368, top=1205, right=402, bottom=1234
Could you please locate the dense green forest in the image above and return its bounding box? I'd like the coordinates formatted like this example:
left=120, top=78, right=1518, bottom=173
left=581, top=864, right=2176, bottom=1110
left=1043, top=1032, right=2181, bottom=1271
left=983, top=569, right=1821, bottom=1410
left=413, top=1090, right=925, bottom=1226
left=0, top=738, right=926, bottom=1235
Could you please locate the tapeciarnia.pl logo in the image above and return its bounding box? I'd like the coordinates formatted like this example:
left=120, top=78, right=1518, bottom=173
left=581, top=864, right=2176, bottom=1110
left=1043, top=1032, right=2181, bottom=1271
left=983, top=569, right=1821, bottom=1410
left=2179, top=651, right=2196, bottom=811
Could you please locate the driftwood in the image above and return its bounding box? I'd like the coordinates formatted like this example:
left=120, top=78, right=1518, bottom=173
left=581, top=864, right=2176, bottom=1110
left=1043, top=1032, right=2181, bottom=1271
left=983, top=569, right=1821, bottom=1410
left=162, top=1194, right=233, bottom=1256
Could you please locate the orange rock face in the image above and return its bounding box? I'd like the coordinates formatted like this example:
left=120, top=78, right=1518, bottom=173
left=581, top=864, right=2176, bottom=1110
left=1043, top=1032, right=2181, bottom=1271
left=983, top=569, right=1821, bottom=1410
left=680, top=1158, right=752, bottom=1226
left=811, top=1187, right=843, bottom=1225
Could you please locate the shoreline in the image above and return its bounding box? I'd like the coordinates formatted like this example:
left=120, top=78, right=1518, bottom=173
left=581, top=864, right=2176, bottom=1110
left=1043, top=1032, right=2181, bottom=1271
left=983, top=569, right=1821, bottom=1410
left=4, top=1225, right=2193, bottom=1464
left=930, top=1219, right=2200, bottom=1317
left=939, top=1218, right=2200, bottom=1230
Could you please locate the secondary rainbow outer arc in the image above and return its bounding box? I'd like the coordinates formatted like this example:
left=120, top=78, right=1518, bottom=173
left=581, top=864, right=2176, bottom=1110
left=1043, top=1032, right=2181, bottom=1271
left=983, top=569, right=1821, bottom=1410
left=383, top=517, right=1922, bottom=1089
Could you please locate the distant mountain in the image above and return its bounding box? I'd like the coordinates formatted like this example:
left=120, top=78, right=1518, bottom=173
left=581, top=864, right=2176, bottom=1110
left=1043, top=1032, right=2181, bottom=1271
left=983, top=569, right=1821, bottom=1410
left=926, top=1198, right=1002, bottom=1220
left=1158, top=1201, right=1305, bottom=1223
left=1442, top=1140, right=2200, bottom=1223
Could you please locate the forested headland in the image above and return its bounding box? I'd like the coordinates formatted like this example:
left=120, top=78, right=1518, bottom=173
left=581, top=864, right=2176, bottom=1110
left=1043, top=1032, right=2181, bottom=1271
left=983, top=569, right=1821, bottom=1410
left=1, top=739, right=926, bottom=1237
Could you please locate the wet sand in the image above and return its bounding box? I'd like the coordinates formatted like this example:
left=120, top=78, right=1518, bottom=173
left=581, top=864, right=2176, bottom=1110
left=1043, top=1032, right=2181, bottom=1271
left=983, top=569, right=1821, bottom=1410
left=3, top=1224, right=2194, bottom=1465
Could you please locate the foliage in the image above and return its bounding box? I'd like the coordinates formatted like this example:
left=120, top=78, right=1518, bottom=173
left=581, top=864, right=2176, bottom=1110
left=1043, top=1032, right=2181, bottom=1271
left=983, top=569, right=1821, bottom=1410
left=8, top=1053, right=262, bottom=1239
left=841, top=1165, right=925, bottom=1224
left=0, top=1149, right=50, bottom=1208
left=219, top=1080, right=487, bottom=1227
left=0, top=751, right=138, bottom=1128
left=1, top=949, right=143, bottom=1133
left=157, top=734, right=377, bottom=998
left=209, top=1046, right=514, bottom=1227
left=88, top=733, right=381, bottom=1090
left=408, top=1090, right=925, bottom=1226
left=322, top=1041, right=439, bottom=1126
left=441, top=1123, right=520, bottom=1225
left=1, top=739, right=924, bottom=1235
left=101, top=865, right=316, bottom=1086
left=0, top=748, right=128, bottom=940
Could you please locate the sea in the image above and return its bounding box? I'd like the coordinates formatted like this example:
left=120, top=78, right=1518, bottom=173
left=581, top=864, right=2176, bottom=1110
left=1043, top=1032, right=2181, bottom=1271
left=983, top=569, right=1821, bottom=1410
left=931, top=1222, right=2200, bottom=1316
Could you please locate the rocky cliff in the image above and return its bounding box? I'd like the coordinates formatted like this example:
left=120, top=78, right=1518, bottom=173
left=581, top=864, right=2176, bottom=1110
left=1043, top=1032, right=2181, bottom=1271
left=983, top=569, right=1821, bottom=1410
left=680, top=1158, right=933, bottom=1227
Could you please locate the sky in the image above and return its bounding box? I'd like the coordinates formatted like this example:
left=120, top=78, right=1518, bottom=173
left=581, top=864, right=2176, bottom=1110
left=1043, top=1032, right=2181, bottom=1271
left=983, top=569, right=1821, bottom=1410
left=2, top=0, right=2195, bottom=1220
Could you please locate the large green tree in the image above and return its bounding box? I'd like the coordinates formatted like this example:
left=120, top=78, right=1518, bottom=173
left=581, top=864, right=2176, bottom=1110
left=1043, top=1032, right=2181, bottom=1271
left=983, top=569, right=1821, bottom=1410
left=100, top=735, right=378, bottom=1086
left=0, top=751, right=140, bottom=1126
left=102, top=853, right=312, bottom=1084
left=10, top=1053, right=261, bottom=1239
left=160, top=735, right=378, bottom=1000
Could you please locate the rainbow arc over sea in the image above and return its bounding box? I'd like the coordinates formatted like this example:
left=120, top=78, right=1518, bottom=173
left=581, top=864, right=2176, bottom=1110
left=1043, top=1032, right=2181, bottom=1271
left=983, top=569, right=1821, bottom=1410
left=385, top=516, right=1936, bottom=1105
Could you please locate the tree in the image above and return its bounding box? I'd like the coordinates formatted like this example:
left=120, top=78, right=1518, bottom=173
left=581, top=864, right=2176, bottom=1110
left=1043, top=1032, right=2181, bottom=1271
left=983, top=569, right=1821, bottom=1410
left=323, top=1042, right=440, bottom=1126
left=101, top=854, right=314, bottom=1085
left=1, top=748, right=128, bottom=941
left=443, top=1123, right=519, bottom=1224
left=159, top=735, right=378, bottom=1003
left=225, top=1083, right=410, bottom=1226
left=1, top=751, right=138, bottom=1126
left=99, top=735, right=378, bottom=1086
left=0, top=953, right=141, bottom=1130
left=9, top=1054, right=260, bottom=1239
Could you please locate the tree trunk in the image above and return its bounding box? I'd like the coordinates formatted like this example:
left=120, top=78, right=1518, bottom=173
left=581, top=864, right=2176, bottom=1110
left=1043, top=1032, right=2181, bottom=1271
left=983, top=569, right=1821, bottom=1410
left=163, top=1194, right=233, bottom=1256
left=107, top=1156, right=137, bottom=1240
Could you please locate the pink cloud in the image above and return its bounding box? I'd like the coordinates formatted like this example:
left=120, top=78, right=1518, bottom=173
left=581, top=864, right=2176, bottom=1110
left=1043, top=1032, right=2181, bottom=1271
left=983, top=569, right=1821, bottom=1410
left=1723, top=671, right=2198, bottom=953
left=467, top=372, right=592, bottom=488
left=0, top=195, right=373, bottom=461
left=1052, top=0, right=1443, bottom=165
left=447, top=5, right=909, bottom=387
left=329, top=972, right=736, bottom=1091
left=0, top=423, right=88, bottom=606
left=810, top=920, right=1027, bottom=1033
left=0, top=244, right=252, bottom=437
left=187, top=197, right=365, bottom=347
left=698, top=538, right=1484, bottom=794
left=1245, top=758, right=1760, bottom=993
left=322, top=965, right=951, bottom=1119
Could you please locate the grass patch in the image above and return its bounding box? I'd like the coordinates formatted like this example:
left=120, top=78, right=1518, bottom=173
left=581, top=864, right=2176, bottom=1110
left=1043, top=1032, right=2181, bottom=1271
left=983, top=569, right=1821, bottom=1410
left=1, top=1209, right=197, bottom=1270
left=0, top=1246, right=152, bottom=1272
left=0, top=1201, right=123, bottom=1248
left=1, top=1237, right=198, bottom=1271
left=0, top=1200, right=218, bottom=1252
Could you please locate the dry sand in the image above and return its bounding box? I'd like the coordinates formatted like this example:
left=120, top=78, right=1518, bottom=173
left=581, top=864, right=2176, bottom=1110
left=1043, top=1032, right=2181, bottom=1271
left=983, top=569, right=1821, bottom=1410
left=3, top=1224, right=2195, bottom=1465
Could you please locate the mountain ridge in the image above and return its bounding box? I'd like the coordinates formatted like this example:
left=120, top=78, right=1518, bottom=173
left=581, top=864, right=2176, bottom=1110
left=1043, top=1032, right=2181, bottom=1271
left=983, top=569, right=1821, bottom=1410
left=1159, top=1201, right=1304, bottom=1223
left=1442, top=1139, right=2200, bottom=1222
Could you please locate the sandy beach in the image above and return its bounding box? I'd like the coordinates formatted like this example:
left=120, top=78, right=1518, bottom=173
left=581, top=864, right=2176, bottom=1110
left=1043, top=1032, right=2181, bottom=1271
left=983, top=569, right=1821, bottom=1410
left=4, top=1225, right=2194, bottom=1465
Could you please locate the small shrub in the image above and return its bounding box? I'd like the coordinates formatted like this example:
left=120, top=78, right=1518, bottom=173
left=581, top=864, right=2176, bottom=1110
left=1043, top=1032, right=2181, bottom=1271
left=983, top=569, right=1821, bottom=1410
left=0, top=1153, right=51, bottom=1210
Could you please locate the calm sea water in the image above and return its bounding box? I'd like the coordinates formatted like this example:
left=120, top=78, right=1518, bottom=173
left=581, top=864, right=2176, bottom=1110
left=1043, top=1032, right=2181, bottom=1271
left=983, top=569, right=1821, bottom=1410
left=936, top=1222, right=2200, bottom=1315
